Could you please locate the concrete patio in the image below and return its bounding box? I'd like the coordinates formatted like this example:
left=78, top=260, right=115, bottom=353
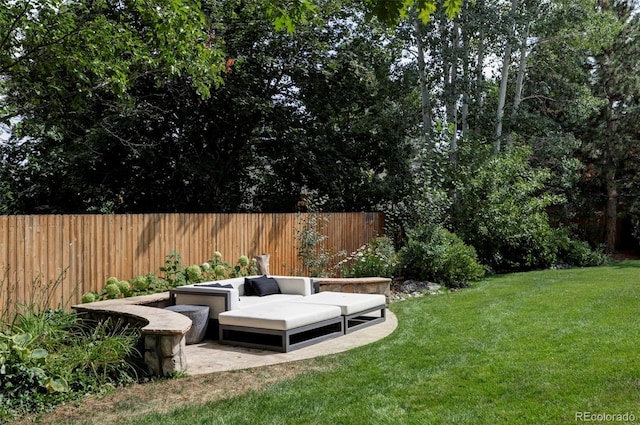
left=183, top=310, right=398, bottom=375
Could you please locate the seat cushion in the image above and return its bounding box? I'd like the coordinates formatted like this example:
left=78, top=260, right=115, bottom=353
left=219, top=302, right=341, bottom=331
left=293, top=291, right=386, bottom=316
left=237, top=294, right=303, bottom=309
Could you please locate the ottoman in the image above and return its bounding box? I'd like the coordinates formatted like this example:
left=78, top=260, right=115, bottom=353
left=165, top=304, right=209, bottom=344
left=294, top=292, right=386, bottom=334
left=218, top=302, right=343, bottom=352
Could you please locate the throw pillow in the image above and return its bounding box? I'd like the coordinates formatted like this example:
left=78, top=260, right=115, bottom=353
left=194, top=282, right=233, bottom=288
left=246, top=275, right=280, bottom=297
left=243, top=277, right=257, bottom=296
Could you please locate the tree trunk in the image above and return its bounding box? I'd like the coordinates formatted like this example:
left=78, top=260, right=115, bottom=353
left=604, top=96, right=618, bottom=254
left=446, top=21, right=460, bottom=164
left=474, top=0, right=486, bottom=133
left=414, top=18, right=432, bottom=149
left=495, top=0, right=519, bottom=152
left=505, top=21, right=530, bottom=150
left=254, top=254, right=270, bottom=275
left=461, top=24, right=470, bottom=137
left=605, top=172, right=618, bottom=254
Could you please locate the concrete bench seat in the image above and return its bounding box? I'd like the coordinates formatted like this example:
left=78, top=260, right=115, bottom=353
left=73, top=296, right=191, bottom=376
left=218, top=302, right=344, bottom=352
left=75, top=303, right=192, bottom=335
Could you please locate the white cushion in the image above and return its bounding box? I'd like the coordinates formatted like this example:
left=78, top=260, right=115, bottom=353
left=237, top=294, right=303, bottom=309
left=293, top=291, right=385, bottom=316
left=270, top=276, right=313, bottom=296
left=219, top=302, right=341, bottom=331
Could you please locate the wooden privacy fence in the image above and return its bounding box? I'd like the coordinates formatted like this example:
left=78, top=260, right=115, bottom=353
left=0, top=212, right=384, bottom=314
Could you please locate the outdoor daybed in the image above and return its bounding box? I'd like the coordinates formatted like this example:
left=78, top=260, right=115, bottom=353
left=169, top=275, right=386, bottom=352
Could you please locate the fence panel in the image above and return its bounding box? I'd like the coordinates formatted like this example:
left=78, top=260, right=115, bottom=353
left=0, top=212, right=384, bottom=316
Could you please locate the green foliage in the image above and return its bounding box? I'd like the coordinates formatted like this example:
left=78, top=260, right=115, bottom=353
left=1, top=0, right=417, bottom=215
left=0, top=265, right=142, bottom=422
left=0, top=306, right=140, bottom=422
left=130, top=275, right=150, bottom=292
left=339, top=236, right=399, bottom=278
left=81, top=292, right=96, bottom=304
left=186, top=265, right=204, bottom=283
left=399, top=225, right=485, bottom=288
left=117, top=281, right=133, bottom=297
left=0, top=0, right=226, bottom=214
left=0, top=331, right=68, bottom=421
left=266, top=0, right=318, bottom=33
left=204, top=253, right=258, bottom=280
left=48, top=317, right=141, bottom=393
left=84, top=251, right=258, bottom=303
left=0, top=0, right=225, bottom=101
left=553, top=227, right=610, bottom=268
left=106, top=277, right=119, bottom=287
left=362, top=0, right=462, bottom=25
left=455, top=146, right=566, bottom=272
left=159, top=250, right=187, bottom=287
left=104, top=283, right=121, bottom=299
left=294, top=196, right=342, bottom=277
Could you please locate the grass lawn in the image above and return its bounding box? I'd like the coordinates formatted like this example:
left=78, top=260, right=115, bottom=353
left=27, top=261, right=640, bottom=425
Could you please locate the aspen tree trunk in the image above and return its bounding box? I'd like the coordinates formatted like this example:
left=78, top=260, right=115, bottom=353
left=446, top=21, right=460, bottom=164
left=495, top=0, right=519, bottom=152
left=474, top=0, right=486, bottom=133
left=461, top=27, right=470, bottom=137
left=505, top=21, right=530, bottom=150
left=414, top=18, right=432, bottom=149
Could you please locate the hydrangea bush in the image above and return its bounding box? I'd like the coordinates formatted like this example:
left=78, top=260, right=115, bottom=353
left=81, top=251, right=257, bottom=303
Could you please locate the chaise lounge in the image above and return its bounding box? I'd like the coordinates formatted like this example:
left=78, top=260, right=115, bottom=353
left=170, top=275, right=386, bottom=352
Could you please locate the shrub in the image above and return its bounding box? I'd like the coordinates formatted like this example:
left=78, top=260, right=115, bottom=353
left=293, top=195, right=344, bottom=277
left=0, top=331, right=70, bottom=421
left=554, top=228, right=610, bottom=267
left=117, top=280, right=132, bottom=297
left=130, top=275, right=149, bottom=292
left=81, top=292, right=96, bottom=304
left=48, top=317, right=142, bottom=393
left=339, top=236, right=399, bottom=278
left=83, top=251, right=258, bottom=304
left=104, top=283, right=121, bottom=298
left=186, top=265, right=204, bottom=283
left=455, top=146, right=565, bottom=272
left=0, top=305, right=142, bottom=422
left=238, top=256, right=249, bottom=267
left=204, top=253, right=257, bottom=280
left=399, top=225, right=485, bottom=288
left=159, top=250, right=187, bottom=287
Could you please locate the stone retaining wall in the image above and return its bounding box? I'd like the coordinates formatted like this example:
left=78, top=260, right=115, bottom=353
left=144, top=333, right=187, bottom=376
left=72, top=293, right=189, bottom=377
left=314, top=277, right=391, bottom=303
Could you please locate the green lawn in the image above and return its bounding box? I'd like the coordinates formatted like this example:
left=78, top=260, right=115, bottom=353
left=86, top=262, right=640, bottom=424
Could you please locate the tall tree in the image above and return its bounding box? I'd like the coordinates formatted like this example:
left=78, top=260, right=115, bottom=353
left=494, top=0, right=518, bottom=149
left=586, top=0, right=640, bottom=252
left=523, top=0, right=640, bottom=253
left=0, top=0, right=418, bottom=213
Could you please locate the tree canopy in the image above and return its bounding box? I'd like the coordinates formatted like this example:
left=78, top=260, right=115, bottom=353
left=2, top=0, right=639, bottom=269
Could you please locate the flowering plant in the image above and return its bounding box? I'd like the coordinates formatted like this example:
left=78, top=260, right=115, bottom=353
left=337, top=236, right=398, bottom=278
